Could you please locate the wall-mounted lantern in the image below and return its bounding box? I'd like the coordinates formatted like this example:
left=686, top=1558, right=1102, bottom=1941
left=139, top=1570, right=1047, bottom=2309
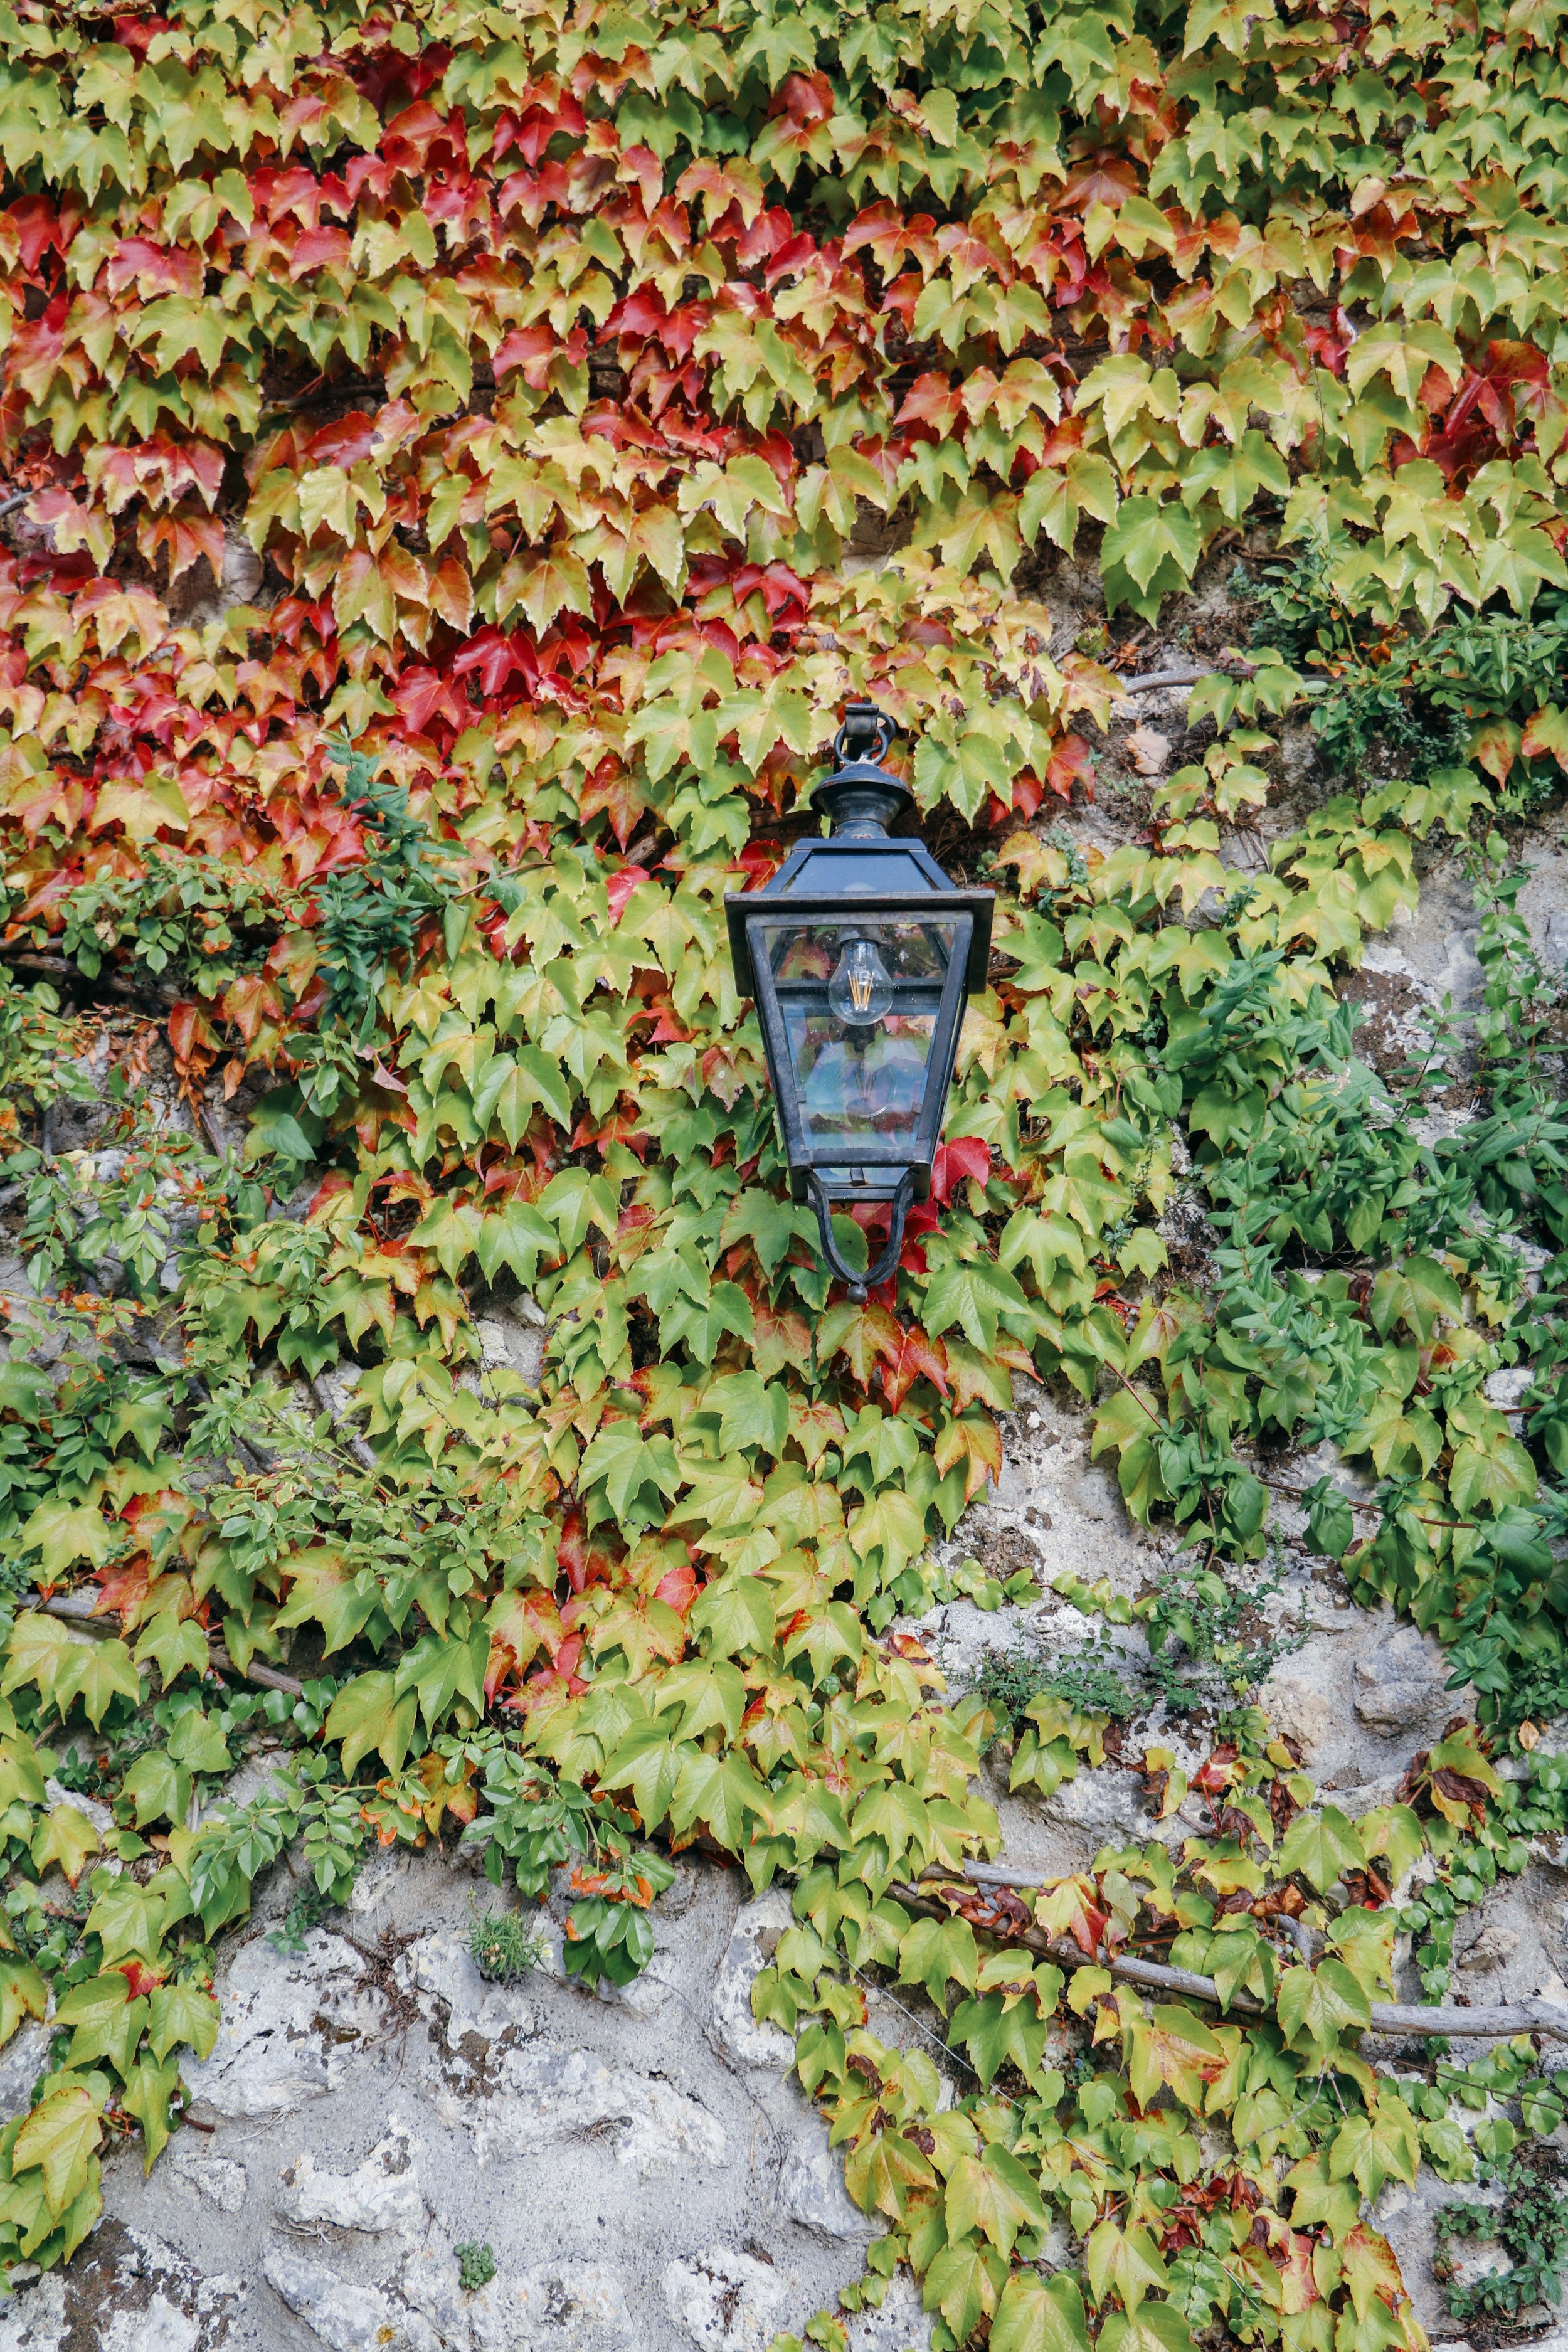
left=725, top=703, right=993, bottom=1303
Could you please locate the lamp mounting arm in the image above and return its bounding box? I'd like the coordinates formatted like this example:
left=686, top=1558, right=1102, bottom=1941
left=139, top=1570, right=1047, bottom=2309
left=805, top=1170, right=914, bottom=1306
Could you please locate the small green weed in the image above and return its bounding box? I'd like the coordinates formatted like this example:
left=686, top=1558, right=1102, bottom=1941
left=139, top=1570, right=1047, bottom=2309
left=469, top=1904, right=546, bottom=1983
left=1143, top=1559, right=1310, bottom=1708
left=455, top=2240, right=497, bottom=2292
left=1434, top=2146, right=1568, bottom=2321
left=267, top=1883, right=337, bottom=1958
left=976, top=1633, right=1140, bottom=1732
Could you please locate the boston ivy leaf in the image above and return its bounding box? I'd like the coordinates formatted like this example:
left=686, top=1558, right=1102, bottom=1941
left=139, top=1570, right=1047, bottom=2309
left=1450, top=1434, right=1538, bottom=1515
left=668, top=1748, right=773, bottom=1846
left=55, top=1976, right=148, bottom=2079
left=85, top=1875, right=166, bottom=1966
left=30, top=1803, right=100, bottom=1890
left=118, top=1751, right=193, bottom=1832
left=1098, top=2301, right=1199, bottom=2352
left=13, top=2084, right=103, bottom=2220
left=949, top=1989, right=1047, bottom=2088
left=597, top=1724, right=684, bottom=1835
left=0, top=1956, right=47, bottom=2048
left=132, top=1613, right=211, bottom=1690
left=393, top=1626, right=487, bottom=1734
left=147, top=1978, right=221, bottom=2066
left=690, top=1571, right=775, bottom=1658
left=921, top=1261, right=1029, bottom=1355
left=1101, top=494, right=1201, bottom=595
left=946, top=2143, right=1048, bottom=2257
left=323, top=1671, right=419, bottom=1777
left=706, top=1371, right=789, bottom=1456
left=1087, top=2220, right=1171, bottom=2312
left=897, top=1917, right=979, bottom=2017
left=1276, top=1805, right=1364, bottom=1893
left=993, top=2272, right=1093, bottom=2352
left=15, top=1502, right=119, bottom=1582
left=121, top=2053, right=182, bottom=2174
left=1328, top=2094, right=1420, bottom=2200
left=1126, top=2005, right=1227, bottom=2111
left=166, top=1708, right=231, bottom=1776
left=1276, top=1957, right=1372, bottom=2051
left=921, top=2240, right=1007, bottom=2339
left=1367, top=1254, right=1463, bottom=1342
left=717, top=1188, right=816, bottom=1276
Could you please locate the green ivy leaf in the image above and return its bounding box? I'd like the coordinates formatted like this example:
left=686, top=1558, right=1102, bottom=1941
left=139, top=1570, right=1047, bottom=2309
left=921, top=1261, right=1029, bottom=1355
left=992, top=2272, right=1093, bottom=2352
left=147, top=1978, right=221, bottom=2066
left=1276, top=1806, right=1364, bottom=1894
left=121, top=2054, right=182, bottom=2174
left=1275, top=1956, right=1372, bottom=2051
left=30, top=1803, right=100, bottom=1890
left=323, top=1671, right=419, bottom=1777
left=946, top=2143, right=1048, bottom=2257
left=12, top=2084, right=102, bottom=2222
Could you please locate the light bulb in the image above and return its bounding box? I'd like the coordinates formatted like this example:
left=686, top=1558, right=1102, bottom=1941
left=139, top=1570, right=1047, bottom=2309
left=828, top=936, right=892, bottom=1027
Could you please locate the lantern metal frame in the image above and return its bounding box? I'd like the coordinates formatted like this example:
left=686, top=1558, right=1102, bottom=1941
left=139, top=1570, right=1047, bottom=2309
left=724, top=703, right=993, bottom=1302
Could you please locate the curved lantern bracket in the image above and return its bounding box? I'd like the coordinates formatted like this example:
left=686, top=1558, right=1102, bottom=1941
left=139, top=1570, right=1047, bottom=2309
left=805, top=1170, right=914, bottom=1306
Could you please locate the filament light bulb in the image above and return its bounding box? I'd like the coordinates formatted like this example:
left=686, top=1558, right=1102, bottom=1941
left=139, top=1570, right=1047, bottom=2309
left=828, top=936, right=892, bottom=1027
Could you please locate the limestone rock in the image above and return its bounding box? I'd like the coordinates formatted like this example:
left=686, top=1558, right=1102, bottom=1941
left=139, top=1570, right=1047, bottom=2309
left=893, top=1596, right=1026, bottom=1695
left=181, top=1930, right=379, bottom=2117
left=1039, top=1759, right=1164, bottom=1850
left=1354, top=1625, right=1473, bottom=1737
left=486, top=2259, right=638, bottom=2349
left=171, top=2146, right=248, bottom=2215
left=662, top=2245, right=789, bottom=2351
left=475, top=1305, right=547, bottom=1390
left=614, top=1944, right=680, bottom=2018
left=400, top=2241, right=645, bottom=2350
left=102, top=2292, right=202, bottom=2352
left=780, top=2111, right=877, bottom=2240
left=1485, top=1368, right=1534, bottom=1412
left=1454, top=1922, right=1520, bottom=1973
left=0, top=2224, right=241, bottom=2352
left=403, top=1924, right=542, bottom=2046
left=474, top=2041, right=728, bottom=2176
left=0, top=2023, right=49, bottom=2127
left=1376, top=2166, right=1508, bottom=2334
left=1258, top=1675, right=1336, bottom=1761
left=263, top=2247, right=426, bottom=2352
left=848, top=2273, right=934, bottom=2349
left=0, top=2273, right=68, bottom=2351
left=277, top=2121, right=425, bottom=2232
left=710, top=1890, right=795, bottom=2070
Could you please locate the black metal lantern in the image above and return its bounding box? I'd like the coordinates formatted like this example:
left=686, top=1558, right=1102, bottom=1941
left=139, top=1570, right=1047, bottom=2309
left=725, top=702, right=993, bottom=1303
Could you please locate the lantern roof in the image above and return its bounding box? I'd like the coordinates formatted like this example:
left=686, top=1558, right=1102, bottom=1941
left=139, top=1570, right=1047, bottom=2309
left=724, top=706, right=993, bottom=997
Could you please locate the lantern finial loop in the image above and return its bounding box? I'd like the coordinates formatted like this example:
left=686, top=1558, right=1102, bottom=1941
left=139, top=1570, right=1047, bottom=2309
left=812, top=699, right=913, bottom=838
left=805, top=1170, right=914, bottom=1306
left=831, top=701, right=899, bottom=769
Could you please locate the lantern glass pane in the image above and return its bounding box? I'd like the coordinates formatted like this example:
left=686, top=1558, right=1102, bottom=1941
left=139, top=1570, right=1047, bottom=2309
left=755, top=913, right=962, bottom=1157
left=761, top=914, right=956, bottom=985
left=784, top=1007, right=940, bottom=1150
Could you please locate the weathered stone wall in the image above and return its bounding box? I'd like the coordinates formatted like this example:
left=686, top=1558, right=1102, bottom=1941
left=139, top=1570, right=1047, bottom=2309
left=1, top=716, right=1565, bottom=2352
